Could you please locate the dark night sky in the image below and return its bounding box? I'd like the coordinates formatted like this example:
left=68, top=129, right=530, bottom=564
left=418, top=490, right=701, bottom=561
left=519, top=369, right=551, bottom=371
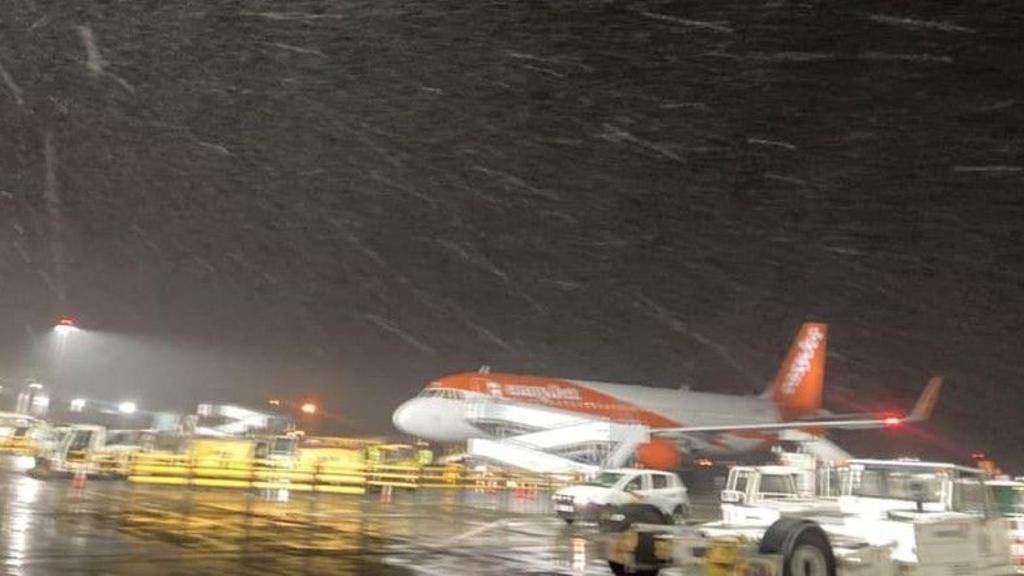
left=1, top=2, right=1022, bottom=466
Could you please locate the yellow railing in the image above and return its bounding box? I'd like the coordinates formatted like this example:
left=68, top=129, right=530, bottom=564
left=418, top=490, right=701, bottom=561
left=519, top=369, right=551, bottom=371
left=126, top=452, right=581, bottom=494
left=5, top=446, right=582, bottom=493
left=128, top=452, right=367, bottom=494
left=0, top=437, right=35, bottom=455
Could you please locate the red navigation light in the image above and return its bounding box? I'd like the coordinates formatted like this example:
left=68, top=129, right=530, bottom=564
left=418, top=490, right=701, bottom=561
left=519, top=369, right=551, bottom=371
left=883, top=416, right=903, bottom=427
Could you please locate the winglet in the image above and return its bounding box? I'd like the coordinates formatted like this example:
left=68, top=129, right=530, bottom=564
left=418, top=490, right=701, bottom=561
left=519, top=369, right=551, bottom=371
left=907, top=375, right=943, bottom=422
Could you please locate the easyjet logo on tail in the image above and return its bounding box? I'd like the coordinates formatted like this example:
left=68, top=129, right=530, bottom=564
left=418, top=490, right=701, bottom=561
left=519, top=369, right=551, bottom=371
left=770, top=322, right=828, bottom=419
left=781, top=326, right=825, bottom=396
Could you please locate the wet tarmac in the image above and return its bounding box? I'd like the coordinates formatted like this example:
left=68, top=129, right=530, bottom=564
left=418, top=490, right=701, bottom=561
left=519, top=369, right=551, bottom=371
left=0, top=457, right=718, bottom=575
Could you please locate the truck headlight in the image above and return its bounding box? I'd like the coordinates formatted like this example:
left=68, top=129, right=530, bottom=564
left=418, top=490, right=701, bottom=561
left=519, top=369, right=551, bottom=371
left=13, top=455, right=36, bottom=471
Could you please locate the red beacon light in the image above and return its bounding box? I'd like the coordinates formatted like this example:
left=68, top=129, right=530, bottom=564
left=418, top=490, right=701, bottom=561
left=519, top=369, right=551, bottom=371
left=54, top=317, right=80, bottom=335
left=882, top=415, right=904, bottom=427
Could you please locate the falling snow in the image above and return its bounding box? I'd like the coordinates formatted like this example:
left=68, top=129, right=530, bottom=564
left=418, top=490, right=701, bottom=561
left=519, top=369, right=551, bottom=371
left=0, top=0, right=1021, bottom=466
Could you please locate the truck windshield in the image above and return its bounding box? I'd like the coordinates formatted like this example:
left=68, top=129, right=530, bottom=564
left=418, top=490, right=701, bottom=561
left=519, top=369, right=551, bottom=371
left=270, top=437, right=297, bottom=456
left=66, top=431, right=94, bottom=452
left=586, top=472, right=625, bottom=488
left=847, top=465, right=945, bottom=503
left=106, top=431, right=136, bottom=446
left=990, top=484, right=1024, bottom=516
left=759, top=474, right=796, bottom=498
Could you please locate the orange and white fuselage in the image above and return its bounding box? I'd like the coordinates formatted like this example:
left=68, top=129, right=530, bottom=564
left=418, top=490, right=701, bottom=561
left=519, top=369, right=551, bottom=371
left=393, top=323, right=835, bottom=457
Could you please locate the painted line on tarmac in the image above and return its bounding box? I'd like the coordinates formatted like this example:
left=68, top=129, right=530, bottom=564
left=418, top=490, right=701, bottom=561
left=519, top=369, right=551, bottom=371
left=443, top=518, right=509, bottom=544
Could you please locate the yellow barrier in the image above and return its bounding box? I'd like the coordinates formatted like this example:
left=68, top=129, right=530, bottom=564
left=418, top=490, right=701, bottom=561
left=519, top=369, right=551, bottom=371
left=127, top=452, right=581, bottom=494
left=0, top=437, right=35, bottom=455
left=128, top=452, right=370, bottom=494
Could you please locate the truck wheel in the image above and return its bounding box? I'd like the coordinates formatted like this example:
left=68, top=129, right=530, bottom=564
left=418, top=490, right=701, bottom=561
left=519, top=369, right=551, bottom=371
left=28, top=459, right=51, bottom=480
left=759, top=518, right=836, bottom=576
left=671, top=504, right=689, bottom=524
left=599, top=503, right=669, bottom=533
left=608, top=561, right=658, bottom=576
left=626, top=504, right=670, bottom=525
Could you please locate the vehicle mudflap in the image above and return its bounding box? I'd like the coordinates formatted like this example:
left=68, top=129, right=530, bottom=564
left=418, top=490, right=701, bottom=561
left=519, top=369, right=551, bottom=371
left=608, top=528, right=677, bottom=570
left=635, top=531, right=657, bottom=565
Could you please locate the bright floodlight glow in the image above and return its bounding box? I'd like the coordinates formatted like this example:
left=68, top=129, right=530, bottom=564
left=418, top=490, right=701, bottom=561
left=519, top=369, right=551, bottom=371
left=13, top=455, right=35, bottom=472
left=54, top=317, right=80, bottom=335
left=118, top=401, right=137, bottom=415
left=70, top=398, right=87, bottom=413
left=300, top=402, right=318, bottom=415
left=883, top=416, right=903, bottom=427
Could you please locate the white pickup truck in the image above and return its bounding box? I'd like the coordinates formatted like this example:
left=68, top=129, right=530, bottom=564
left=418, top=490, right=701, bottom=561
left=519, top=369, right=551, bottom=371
left=552, top=468, right=689, bottom=525
left=31, top=425, right=152, bottom=478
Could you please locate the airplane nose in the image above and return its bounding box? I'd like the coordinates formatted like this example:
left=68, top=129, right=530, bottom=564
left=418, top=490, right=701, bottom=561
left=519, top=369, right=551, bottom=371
left=392, top=400, right=419, bottom=435
left=392, top=397, right=477, bottom=442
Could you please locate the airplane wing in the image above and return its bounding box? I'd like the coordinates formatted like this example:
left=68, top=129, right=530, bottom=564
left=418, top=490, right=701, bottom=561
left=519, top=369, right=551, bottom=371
left=652, top=376, right=942, bottom=437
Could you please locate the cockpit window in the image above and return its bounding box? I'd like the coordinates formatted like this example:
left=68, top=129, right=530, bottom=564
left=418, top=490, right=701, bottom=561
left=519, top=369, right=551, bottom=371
left=419, top=389, right=464, bottom=400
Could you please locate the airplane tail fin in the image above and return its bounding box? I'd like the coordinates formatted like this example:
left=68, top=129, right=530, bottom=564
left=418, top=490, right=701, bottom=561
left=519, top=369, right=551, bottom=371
left=907, top=375, right=943, bottom=423
left=766, top=322, right=828, bottom=420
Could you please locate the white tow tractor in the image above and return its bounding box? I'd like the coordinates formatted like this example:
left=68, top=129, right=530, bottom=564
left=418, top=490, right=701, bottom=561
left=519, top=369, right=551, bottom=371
left=711, top=463, right=841, bottom=529
left=0, top=412, right=48, bottom=453
left=604, top=459, right=1015, bottom=576
left=990, top=479, right=1024, bottom=572
left=31, top=425, right=153, bottom=478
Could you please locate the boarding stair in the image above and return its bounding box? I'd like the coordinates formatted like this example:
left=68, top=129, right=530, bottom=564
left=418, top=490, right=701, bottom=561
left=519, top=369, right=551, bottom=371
left=777, top=429, right=852, bottom=463
left=464, top=398, right=651, bottom=473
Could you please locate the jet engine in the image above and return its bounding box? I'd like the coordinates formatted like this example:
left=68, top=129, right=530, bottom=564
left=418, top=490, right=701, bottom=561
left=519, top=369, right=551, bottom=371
left=634, top=439, right=682, bottom=470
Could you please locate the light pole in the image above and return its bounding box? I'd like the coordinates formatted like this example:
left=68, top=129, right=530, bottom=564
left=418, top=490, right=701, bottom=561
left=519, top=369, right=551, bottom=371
left=300, top=402, right=319, bottom=435
left=54, top=317, right=80, bottom=336
left=51, top=317, right=82, bottom=400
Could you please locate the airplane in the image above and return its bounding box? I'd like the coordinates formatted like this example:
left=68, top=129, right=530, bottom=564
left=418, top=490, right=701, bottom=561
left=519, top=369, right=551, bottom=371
left=392, top=322, right=942, bottom=467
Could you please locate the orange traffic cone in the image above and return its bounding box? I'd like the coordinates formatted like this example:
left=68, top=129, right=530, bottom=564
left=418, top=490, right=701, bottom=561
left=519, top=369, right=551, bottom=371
left=72, top=470, right=87, bottom=489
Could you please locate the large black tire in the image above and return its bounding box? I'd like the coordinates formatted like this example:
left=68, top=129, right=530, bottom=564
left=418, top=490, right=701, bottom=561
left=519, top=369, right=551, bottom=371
left=28, top=458, right=52, bottom=480
left=759, top=518, right=836, bottom=576
left=608, top=561, right=658, bottom=576
left=599, top=503, right=670, bottom=533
